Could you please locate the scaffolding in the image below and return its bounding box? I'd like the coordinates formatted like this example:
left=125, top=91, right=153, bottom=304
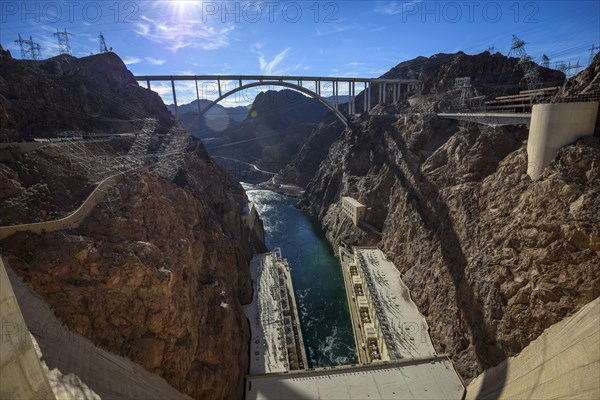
left=124, top=118, right=156, bottom=168
left=52, top=117, right=191, bottom=220
left=152, top=125, right=190, bottom=181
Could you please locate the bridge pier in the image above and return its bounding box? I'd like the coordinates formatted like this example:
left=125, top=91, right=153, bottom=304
left=171, top=79, right=178, bottom=119
left=334, top=81, right=338, bottom=110
left=195, top=79, right=201, bottom=114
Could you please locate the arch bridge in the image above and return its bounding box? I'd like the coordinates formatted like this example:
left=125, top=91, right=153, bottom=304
left=134, top=75, right=421, bottom=127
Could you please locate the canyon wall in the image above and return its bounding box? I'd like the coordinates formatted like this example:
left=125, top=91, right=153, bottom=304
left=298, top=113, right=599, bottom=380
left=291, top=53, right=598, bottom=381
left=0, top=49, right=266, bottom=399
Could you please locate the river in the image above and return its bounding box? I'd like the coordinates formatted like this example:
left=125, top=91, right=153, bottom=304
left=243, top=183, right=357, bottom=368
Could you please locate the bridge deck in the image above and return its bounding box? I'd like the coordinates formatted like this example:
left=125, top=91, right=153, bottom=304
left=134, top=74, right=419, bottom=84
left=438, top=112, right=532, bottom=126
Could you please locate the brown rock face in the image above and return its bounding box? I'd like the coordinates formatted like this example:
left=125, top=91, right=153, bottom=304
left=1, top=150, right=266, bottom=399
left=299, top=113, right=600, bottom=381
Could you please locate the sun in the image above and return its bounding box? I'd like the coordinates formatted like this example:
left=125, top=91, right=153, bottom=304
left=167, top=0, right=200, bottom=12
left=160, top=0, right=203, bottom=22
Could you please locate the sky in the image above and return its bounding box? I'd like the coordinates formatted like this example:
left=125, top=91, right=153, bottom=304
left=1, top=0, right=599, bottom=105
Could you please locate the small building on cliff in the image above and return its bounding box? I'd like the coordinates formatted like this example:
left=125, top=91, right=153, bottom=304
left=341, top=197, right=366, bottom=226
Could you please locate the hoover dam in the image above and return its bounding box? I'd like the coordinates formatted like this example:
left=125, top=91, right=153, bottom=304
left=1, top=2, right=600, bottom=398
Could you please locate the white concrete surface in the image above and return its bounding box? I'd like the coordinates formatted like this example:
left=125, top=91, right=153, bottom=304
left=246, top=357, right=465, bottom=400
left=2, top=258, right=192, bottom=400
left=1, top=257, right=56, bottom=400
left=356, top=248, right=437, bottom=360
left=467, top=296, right=600, bottom=400
left=245, top=252, right=307, bottom=374
left=527, top=102, right=599, bottom=180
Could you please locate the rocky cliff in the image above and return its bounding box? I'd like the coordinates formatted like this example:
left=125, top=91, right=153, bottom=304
left=294, top=53, right=599, bottom=381
left=0, top=51, right=266, bottom=399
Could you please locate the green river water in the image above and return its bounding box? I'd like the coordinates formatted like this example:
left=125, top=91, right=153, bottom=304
left=243, top=183, right=357, bottom=367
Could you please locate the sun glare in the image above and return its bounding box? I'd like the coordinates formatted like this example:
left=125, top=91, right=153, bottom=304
left=164, top=0, right=201, bottom=19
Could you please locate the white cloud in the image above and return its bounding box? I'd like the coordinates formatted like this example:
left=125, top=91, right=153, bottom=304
left=257, top=48, right=290, bottom=75
left=374, top=0, right=423, bottom=16
left=123, top=56, right=141, bottom=65
left=145, top=57, right=166, bottom=65
left=133, top=15, right=234, bottom=52
left=315, top=23, right=361, bottom=37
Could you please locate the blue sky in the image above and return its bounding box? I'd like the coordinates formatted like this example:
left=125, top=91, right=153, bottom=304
left=1, top=0, right=599, bottom=105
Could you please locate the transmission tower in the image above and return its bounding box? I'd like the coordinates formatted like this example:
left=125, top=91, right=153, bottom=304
left=99, top=32, right=111, bottom=53
left=509, top=35, right=542, bottom=100
left=487, top=44, right=496, bottom=53
left=554, top=60, right=582, bottom=78
left=54, top=28, right=72, bottom=55
left=555, top=61, right=567, bottom=74
left=541, top=54, right=550, bottom=68
left=14, top=34, right=42, bottom=60
left=454, top=77, right=472, bottom=109
left=508, top=35, right=527, bottom=58
left=589, top=44, right=599, bottom=65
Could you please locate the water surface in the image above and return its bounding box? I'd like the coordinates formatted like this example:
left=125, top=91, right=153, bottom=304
left=243, top=183, right=357, bottom=367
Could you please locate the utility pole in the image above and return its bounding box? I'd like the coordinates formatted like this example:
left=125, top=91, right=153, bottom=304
left=54, top=28, right=72, bottom=55
left=14, top=34, right=42, bottom=60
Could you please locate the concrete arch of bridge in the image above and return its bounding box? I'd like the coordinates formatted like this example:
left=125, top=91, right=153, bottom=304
left=201, top=81, right=349, bottom=128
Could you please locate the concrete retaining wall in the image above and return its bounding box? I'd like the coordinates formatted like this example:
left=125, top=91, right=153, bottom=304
left=0, top=258, right=56, bottom=400
left=0, top=175, right=120, bottom=240
left=527, top=102, right=599, bottom=180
